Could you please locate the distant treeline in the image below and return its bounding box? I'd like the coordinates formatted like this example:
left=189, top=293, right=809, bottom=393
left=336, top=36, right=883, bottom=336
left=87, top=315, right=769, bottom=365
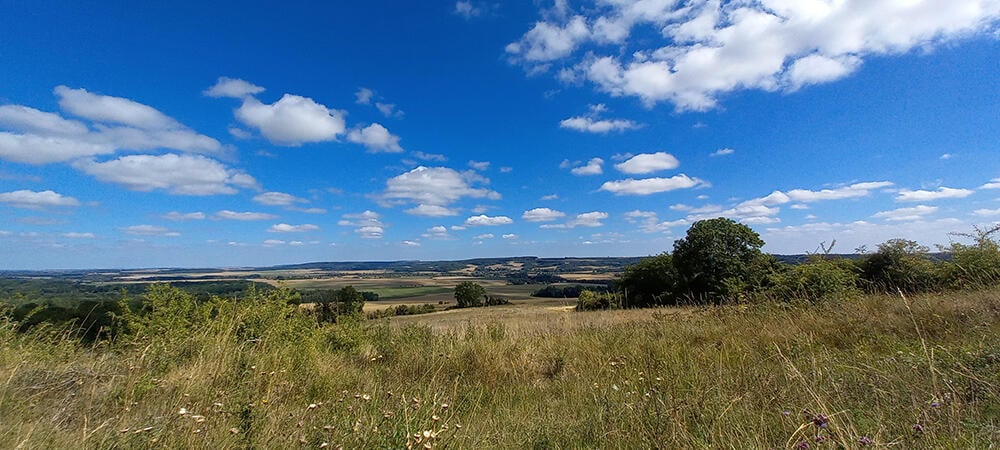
left=531, top=284, right=612, bottom=298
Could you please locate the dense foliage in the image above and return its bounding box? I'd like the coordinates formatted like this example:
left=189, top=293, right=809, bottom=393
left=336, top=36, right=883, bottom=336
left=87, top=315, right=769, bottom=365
left=454, top=281, right=487, bottom=308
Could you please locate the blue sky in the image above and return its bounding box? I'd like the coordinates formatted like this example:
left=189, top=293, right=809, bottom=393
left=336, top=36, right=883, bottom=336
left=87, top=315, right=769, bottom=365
left=0, top=0, right=998, bottom=269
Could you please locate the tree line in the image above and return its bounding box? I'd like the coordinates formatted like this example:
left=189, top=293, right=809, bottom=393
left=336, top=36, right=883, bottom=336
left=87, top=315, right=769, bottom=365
left=578, top=218, right=1000, bottom=310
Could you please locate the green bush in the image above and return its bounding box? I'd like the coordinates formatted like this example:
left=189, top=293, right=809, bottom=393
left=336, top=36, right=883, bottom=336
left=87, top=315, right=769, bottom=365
left=617, top=252, right=677, bottom=307
left=454, top=281, right=486, bottom=308
left=672, top=218, right=776, bottom=303
left=575, top=290, right=621, bottom=311
left=859, top=239, right=940, bottom=294
left=768, top=257, right=861, bottom=302
left=940, top=226, right=1000, bottom=289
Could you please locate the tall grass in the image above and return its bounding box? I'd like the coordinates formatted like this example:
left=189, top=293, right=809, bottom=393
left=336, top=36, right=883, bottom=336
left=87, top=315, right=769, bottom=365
left=2, top=286, right=999, bottom=448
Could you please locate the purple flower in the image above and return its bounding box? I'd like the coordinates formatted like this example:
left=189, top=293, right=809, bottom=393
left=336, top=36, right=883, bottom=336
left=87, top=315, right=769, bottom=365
left=794, top=441, right=810, bottom=450
left=859, top=436, right=873, bottom=446
left=912, top=423, right=924, bottom=434
left=812, top=413, right=830, bottom=429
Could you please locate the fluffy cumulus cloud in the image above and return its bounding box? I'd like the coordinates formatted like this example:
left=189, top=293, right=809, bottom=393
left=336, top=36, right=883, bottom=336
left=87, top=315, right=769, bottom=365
left=0, top=87, right=225, bottom=165
left=382, top=166, right=501, bottom=212
left=465, top=214, right=514, bottom=226
left=973, top=208, right=1000, bottom=217
left=614, top=152, right=680, bottom=174
left=508, top=0, right=1000, bottom=110
left=762, top=218, right=967, bottom=254
left=455, top=1, right=483, bottom=19
left=895, top=187, right=975, bottom=202
left=347, top=123, right=403, bottom=153
left=568, top=157, right=604, bottom=176
left=980, top=178, right=1000, bottom=189
left=74, top=154, right=258, bottom=195
left=541, top=211, right=609, bottom=229
left=560, top=116, right=640, bottom=133
left=422, top=225, right=453, bottom=240
left=203, top=77, right=265, bottom=98
left=600, top=174, right=707, bottom=195
left=235, top=94, right=346, bottom=145
left=0, top=190, right=80, bottom=209
left=268, top=223, right=320, bottom=233
left=339, top=211, right=385, bottom=239
left=522, top=207, right=566, bottom=222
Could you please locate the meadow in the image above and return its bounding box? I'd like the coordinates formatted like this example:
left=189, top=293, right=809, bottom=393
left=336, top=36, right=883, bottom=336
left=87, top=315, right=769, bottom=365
left=1, top=284, right=998, bottom=448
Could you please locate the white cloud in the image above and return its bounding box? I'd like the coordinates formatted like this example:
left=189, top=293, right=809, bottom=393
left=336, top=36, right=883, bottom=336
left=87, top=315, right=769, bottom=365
left=268, top=223, right=320, bottom=233
left=347, top=123, right=403, bottom=153
left=75, top=154, right=257, bottom=195
left=468, top=160, right=491, bottom=171
left=215, top=210, right=278, bottom=221
left=896, top=187, right=975, bottom=202
left=710, top=148, right=735, bottom=157
left=0, top=190, right=80, bottom=209
left=940, top=153, right=955, bottom=160
left=203, top=77, right=265, bottom=98
left=375, top=102, right=403, bottom=118
left=614, top=152, right=679, bottom=174
left=741, top=181, right=893, bottom=207
left=541, top=193, right=559, bottom=200
left=474, top=233, right=495, bottom=239
left=253, top=191, right=307, bottom=206
left=0, top=105, right=89, bottom=136
left=0, top=132, right=104, bottom=165
left=762, top=218, right=967, bottom=254
left=339, top=211, right=385, bottom=239
left=55, top=86, right=179, bottom=129
left=121, top=225, right=179, bottom=237
left=63, top=232, right=96, bottom=239
left=465, top=214, right=513, bottom=226
left=973, top=208, right=1000, bottom=217
left=235, top=94, right=346, bottom=145
left=263, top=239, right=286, bottom=246
left=422, top=225, right=452, bottom=240
left=559, top=116, right=640, bottom=133
left=455, top=1, right=482, bottom=19
left=873, top=205, right=939, bottom=221
left=163, top=211, right=205, bottom=221
left=979, top=178, right=1000, bottom=189
left=543, top=211, right=609, bottom=228
left=502, top=234, right=518, bottom=239
left=405, top=204, right=460, bottom=217
left=355, top=88, right=374, bottom=105
left=570, top=157, right=604, bottom=176
left=499, top=166, right=513, bottom=173
left=522, top=207, right=566, bottom=222
left=382, top=166, right=500, bottom=207
left=413, top=151, right=447, bottom=162
left=509, top=1, right=1000, bottom=110
left=402, top=240, right=421, bottom=247
left=506, top=15, right=590, bottom=62
left=600, top=174, right=707, bottom=195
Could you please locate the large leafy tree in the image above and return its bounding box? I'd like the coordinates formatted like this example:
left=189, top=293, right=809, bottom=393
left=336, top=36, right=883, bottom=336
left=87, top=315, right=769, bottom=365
left=672, top=217, right=771, bottom=303
left=454, top=281, right=486, bottom=308
left=617, top=252, right=677, bottom=307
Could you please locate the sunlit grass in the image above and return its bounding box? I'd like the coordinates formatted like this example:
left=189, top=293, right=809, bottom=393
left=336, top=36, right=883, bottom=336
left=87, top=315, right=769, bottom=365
left=2, top=287, right=999, bottom=448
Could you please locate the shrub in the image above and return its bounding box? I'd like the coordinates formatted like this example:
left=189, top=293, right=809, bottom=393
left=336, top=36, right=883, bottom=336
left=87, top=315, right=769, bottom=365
left=859, top=239, right=940, bottom=294
left=575, top=290, right=621, bottom=311
left=768, top=257, right=861, bottom=302
left=940, top=225, right=1000, bottom=289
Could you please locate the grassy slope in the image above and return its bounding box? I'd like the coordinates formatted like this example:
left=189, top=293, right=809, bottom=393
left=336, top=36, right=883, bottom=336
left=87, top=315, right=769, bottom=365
left=2, top=289, right=999, bottom=448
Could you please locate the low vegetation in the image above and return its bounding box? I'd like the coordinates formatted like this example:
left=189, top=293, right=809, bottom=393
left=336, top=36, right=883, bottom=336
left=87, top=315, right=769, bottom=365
left=1, top=218, right=998, bottom=447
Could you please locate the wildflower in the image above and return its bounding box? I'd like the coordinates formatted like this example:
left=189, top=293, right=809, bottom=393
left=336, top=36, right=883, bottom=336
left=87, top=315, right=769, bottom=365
left=930, top=401, right=940, bottom=408
left=361, top=394, right=371, bottom=401
left=440, top=403, right=449, bottom=410
left=794, top=441, right=809, bottom=450
left=912, top=423, right=924, bottom=434
left=782, top=410, right=791, bottom=416
left=432, top=415, right=440, bottom=422
left=858, top=436, right=873, bottom=446
left=178, top=407, right=188, bottom=416
left=811, top=413, right=829, bottom=429
left=309, top=403, right=318, bottom=410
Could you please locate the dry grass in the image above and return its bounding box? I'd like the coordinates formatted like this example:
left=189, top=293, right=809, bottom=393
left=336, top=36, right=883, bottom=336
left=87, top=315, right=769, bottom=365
left=2, top=288, right=999, bottom=448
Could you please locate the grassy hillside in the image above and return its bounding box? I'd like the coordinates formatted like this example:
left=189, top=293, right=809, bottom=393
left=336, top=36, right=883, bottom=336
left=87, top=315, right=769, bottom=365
left=2, top=286, right=999, bottom=448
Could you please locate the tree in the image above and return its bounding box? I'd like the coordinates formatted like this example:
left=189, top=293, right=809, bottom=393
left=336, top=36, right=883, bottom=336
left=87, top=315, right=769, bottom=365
left=454, top=281, right=486, bottom=308
left=672, top=217, right=772, bottom=303
left=336, top=286, right=365, bottom=315
left=617, top=252, right=677, bottom=307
